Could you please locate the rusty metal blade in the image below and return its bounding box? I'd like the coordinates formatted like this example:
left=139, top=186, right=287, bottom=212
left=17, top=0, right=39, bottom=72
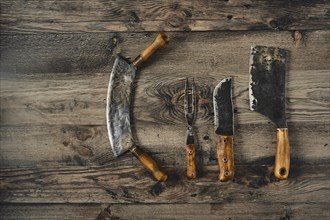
left=213, top=77, right=234, bottom=135
left=106, top=55, right=136, bottom=157
left=249, top=46, right=287, bottom=128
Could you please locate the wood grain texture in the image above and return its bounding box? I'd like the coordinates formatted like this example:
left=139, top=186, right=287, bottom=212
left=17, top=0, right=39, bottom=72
left=218, top=135, right=235, bottom=182
left=1, top=1, right=330, bottom=217
left=1, top=31, right=330, bottom=75
left=0, top=123, right=328, bottom=168
left=186, top=144, right=197, bottom=179
left=130, top=146, right=168, bottom=182
left=0, top=203, right=329, bottom=220
left=274, top=129, right=290, bottom=180
left=0, top=204, right=104, bottom=220
left=1, top=0, right=329, bottom=33
left=0, top=164, right=329, bottom=204
left=132, top=32, right=169, bottom=67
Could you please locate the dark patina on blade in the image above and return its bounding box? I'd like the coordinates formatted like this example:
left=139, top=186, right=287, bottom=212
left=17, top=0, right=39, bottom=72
left=106, top=55, right=136, bottom=157
left=213, top=77, right=233, bottom=135
left=249, top=46, right=287, bottom=128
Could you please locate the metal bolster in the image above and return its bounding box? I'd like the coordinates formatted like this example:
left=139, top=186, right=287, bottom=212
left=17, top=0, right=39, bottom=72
left=186, top=126, right=194, bottom=144
left=130, top=146, right=144, bottom=158
left=132, top=55, right=143, bottom=67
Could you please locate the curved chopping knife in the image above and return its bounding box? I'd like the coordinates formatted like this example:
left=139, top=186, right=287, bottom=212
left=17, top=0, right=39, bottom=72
left=249, top=46, right=290, bottom=180
left=107, top=33, right=169, bottom=182
left=213, top=77, right=234, bottom=182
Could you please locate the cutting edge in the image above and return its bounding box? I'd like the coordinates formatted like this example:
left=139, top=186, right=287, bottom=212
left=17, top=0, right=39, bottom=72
left=213, top=77, right=234, bottom=135
left=248, top=46, right=256, bottom=111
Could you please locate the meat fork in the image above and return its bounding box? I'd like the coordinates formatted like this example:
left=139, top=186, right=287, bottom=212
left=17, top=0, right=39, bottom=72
left=184, top=78, right=197, bottom=179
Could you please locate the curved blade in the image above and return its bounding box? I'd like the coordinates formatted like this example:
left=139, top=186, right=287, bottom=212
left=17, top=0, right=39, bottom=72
left=213, top=77, right=233, bottom=135
left=106, top=56, right=136, bottom=157
left=249, top=46, right=287, bottom=128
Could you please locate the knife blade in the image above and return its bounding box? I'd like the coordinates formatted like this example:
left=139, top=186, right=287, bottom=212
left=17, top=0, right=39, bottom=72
left=213, top=77, right=234, bottom=182
left=107, top=33, right=169, bottom=182
left=249, top=45, right=290, bottom=180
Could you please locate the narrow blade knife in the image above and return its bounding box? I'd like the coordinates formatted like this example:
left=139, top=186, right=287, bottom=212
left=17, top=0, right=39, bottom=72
left=107, top=33, right=169, bottom=182
left=249, top=46, right=290, bottom=180
left=213, top=77, right=235, bottom=182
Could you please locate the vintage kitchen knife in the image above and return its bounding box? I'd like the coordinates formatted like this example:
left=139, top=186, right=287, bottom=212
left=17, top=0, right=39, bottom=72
left=213, top=77, right=234, bottom=182
left=249, top=46, right=290, bottom=180
left=107, top=33, right=169, bottom=182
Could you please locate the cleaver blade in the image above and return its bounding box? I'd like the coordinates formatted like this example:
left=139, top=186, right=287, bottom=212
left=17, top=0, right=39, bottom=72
left=106, top=33, right=169, bottom=182
left=249, top=46, right=290, bottom=180
left=213, top=77, right=235, bottom=182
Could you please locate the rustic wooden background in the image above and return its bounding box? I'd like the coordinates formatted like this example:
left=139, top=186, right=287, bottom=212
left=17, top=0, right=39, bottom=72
left=0, top=1, right=329, bottom=219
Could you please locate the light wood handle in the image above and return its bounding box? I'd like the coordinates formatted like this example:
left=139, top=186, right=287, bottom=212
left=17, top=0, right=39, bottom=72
left=130, top=146, right=167, bottom=182
left=186, top=144, right=197, bottom=179
left=217, top=135, right=234, bottom=182
left=132, top=32, right=169, bottom=68
left=274, top=128, right=290, bottom=179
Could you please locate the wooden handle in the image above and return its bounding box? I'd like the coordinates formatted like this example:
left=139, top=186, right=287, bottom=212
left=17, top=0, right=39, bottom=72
left=130, top=146, right=168, bottom=182
left=217, top=135, right=234, bottom=182
left=186, top=144, right=197, bottom=179
left=132, top=32, right=169, bottom=68
left=274, top=128, right=290, bottom=179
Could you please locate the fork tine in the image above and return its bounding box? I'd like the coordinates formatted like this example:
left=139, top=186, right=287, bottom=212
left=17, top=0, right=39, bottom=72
left=191, top=78, right=196, bottom=115
left=184, top=78, right=189, bottom=114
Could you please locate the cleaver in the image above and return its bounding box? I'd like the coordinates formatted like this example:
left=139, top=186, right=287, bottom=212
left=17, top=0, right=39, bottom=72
left=213, top=77, right=235, bottom=182
left=249, top=46, right=290, bottom=180
left=106, top=33, right=169, bottom=182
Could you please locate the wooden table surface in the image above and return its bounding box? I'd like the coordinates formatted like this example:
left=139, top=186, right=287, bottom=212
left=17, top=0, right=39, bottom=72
left=0, top=1, right=329, bottom=219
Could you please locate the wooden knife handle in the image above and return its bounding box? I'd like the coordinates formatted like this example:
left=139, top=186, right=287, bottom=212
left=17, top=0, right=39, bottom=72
left=186, top=144, right=197, bottom=179
left=132, top=32, right=169, bottom=68
left=217, top=135, right=234, bottom=182
left=130, top=146, right=168, bottom=182
left=274, top=128, right=290, bottom=179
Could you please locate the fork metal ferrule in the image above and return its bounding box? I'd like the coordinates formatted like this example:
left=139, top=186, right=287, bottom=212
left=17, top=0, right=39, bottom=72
left=184, top=78, right=196, bottom=126
left=186, top=125, right=194, bottom=144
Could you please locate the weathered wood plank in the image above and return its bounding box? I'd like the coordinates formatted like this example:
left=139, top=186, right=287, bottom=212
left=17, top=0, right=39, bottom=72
left=1, top=69, right=329, bottom=126
left=0, top=164, right=329, bottom=203
left=1, top=31, right=329, bottom=74
left=0, top=123, right=329, bottom=167
left=103, top=203, right=330, bottom=220
left=0, top=203, right=104, bottom=220
left=0, top=203, right=329, bottom=220
left=1, top=0, right=329, bottom=33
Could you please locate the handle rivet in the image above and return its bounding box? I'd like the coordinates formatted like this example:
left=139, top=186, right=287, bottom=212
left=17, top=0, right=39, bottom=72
left=223, top=157, right=228, bottom=163
left=224, top=171, right=229, bottom=176
left=279, top=167, right=287, bottom=176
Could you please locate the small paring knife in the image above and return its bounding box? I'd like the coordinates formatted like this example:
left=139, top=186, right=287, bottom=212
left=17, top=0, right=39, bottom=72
left=213, top=77, right=235, bottom=182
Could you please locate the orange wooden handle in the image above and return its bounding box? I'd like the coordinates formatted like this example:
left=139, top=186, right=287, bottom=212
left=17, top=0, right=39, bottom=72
left=186, top=144, right=197, bottom=179
left=274, top=128, right=290, bottom=179
left=217, top=135, right=234, bottom=182
left=132, top=32, right=169, bottom=68
left=130, top=146, right=167, bottom=182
